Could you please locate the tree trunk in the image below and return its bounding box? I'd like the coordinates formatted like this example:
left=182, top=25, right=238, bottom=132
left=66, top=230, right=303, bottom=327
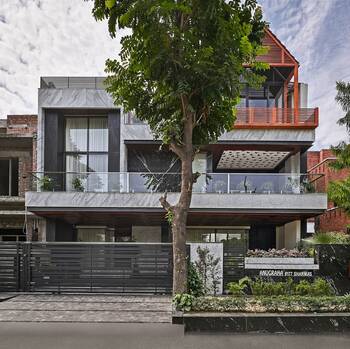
left=171, top=151, right=193, bottom=294
left=160, top=97, right=194, bottom=294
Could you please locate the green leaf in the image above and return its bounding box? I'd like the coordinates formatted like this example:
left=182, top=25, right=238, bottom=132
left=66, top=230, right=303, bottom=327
left=105, top=0, right=116, bottom=10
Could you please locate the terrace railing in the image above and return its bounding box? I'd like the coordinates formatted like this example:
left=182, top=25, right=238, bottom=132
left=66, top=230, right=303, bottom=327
left=40, top=77, right=106, bottom=89
left=124, top=108, right=319, bottom=128
left=235, top=107, right=318, bottom=128
left=29, top=172, right=324, bottom=195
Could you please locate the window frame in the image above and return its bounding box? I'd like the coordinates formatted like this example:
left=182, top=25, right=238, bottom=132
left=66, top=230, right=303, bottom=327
left=63, top=116, right=108, bottom=174
left=0, top=157, right=19, bottom=196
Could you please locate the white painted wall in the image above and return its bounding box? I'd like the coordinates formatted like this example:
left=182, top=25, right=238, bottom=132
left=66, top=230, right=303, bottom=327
left=189, top=242, right=223, bottom=295
left=284, top=220, right=301, bottom=249
left=275, top=225, right=285, bottom=250
left=132, top=226, right=161, bottom=242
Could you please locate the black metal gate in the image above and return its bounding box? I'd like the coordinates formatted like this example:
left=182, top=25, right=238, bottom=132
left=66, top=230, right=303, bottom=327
left=0, top=242, right=173, bottom=294
left=0, top=242, right=21, bottom=291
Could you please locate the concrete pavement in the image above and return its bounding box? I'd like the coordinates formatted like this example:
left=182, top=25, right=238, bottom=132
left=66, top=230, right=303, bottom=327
left=0, top=322, right=349, bottom=349
left=0, top=294, right=172, bottom=323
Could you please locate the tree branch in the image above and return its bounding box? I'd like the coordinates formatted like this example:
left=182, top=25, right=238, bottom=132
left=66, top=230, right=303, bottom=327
left=169, top=142, right=185, bottom=159
left=159, top=191, right=173, bottom=212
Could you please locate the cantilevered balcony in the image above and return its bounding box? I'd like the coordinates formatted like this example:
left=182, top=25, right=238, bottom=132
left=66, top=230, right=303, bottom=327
left=28, top=172, right=323, bottom=195
left=25, top=172, right=327, bottom=217
left=235, top=108, right=318, bottom=129
left=124, top=108, right=318, bottom=129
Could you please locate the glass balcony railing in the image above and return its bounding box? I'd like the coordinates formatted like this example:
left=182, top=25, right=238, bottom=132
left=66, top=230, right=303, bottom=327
left=40, top=77, right=106, bottom=89
left=29, top=172, right=324, bottom=194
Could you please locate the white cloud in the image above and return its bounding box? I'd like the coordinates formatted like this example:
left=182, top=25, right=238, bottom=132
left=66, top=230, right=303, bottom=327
left=0, top=0, right=349, bottom=149
left=0, top=0, right=120, bottom=116
left=260, top=0, right=350, bottom=149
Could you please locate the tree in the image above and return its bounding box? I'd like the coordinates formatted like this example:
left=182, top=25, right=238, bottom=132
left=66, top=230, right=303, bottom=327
left=92, top=0, right=267, bottom=293
left=328, top=81, right=350, bottom=214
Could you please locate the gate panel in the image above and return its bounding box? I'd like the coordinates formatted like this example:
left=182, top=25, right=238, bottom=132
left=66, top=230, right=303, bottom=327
left=28, top=243, right=92, bottom=292
left=0, top=242, right=21, bottom=291
left=26, top=243, right=173, bottom=294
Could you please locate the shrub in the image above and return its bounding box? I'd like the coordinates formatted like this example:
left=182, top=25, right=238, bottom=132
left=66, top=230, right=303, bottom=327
left=311, top=278, right=335, bottom=296
left=190, top=295, right=350, bottom=313
left=72, top=177, right=84, bottom=192
left=187, top=262, right=204, bottom=297
left=173, top=293, right=195, bottom=312
left=228, top=277, right=334, bottom=297
left=39, top=175, right=54, bottom=191
left=294, top=279, right=312, bottom=296
left=307, top=232, right=350, bottom=245
left=250, top=278, right=291, bottom=296
left=227, top=277, right=250, bottom=296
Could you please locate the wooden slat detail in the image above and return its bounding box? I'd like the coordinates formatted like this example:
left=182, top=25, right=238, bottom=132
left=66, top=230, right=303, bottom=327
left=234, top=108, right=318, bottom=129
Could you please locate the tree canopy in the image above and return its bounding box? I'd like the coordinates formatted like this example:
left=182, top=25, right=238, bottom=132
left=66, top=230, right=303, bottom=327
left=328, top=81, right=350, bottom=214
left=92, top=0, right=267, bottom=293
left=93, top=0, right=267, bottom=148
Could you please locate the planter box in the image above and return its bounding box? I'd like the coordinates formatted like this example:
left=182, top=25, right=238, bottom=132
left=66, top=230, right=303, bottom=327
left=245, top=257, right=319, bottom=270
left=183, top=312, right=350, bottom=333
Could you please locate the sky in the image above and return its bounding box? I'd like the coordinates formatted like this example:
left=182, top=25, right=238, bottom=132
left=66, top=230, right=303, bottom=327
left=0, top=0, right=349, bottom=149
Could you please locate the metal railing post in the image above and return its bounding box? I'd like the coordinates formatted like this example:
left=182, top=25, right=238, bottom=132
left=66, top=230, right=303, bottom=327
left=126, top=173, right=130, bottom=193
left=227, top=173, right=230, bottom=193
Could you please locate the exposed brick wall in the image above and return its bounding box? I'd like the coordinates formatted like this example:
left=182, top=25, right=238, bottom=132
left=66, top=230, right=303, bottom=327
left=0, top=115, right=37, bottom=196
left=308, top=149, right=350, bottom=233
left=6, top=115, right=37, bottom=136
left=315, top=209, right=350, bottom=233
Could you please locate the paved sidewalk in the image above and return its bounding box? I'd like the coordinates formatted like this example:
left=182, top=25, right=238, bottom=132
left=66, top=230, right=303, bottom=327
left=0, top=294, right=172, bottom=323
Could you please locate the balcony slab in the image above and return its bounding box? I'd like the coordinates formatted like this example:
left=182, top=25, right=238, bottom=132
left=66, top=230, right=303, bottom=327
left=25, top=192, right=327, bottom=213
left=121, top=124, right=315, bottom=144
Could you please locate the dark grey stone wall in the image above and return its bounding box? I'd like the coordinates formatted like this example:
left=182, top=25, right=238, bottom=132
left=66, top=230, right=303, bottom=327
left=108, top=110, right=120, bottom=172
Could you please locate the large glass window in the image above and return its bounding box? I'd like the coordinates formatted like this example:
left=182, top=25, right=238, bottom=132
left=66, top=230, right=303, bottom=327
left=0, top=158, right=18, bottom=196
left=187, top=228, right=248, bottom=243
left=65, top=117, right=108, bottom=191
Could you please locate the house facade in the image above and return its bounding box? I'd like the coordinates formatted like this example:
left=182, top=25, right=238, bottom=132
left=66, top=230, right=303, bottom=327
left=0, top=114, right=37, bottom=242
left=308, top=149, right=350, bottom=234
left=25, top=29, right=327, bottom=251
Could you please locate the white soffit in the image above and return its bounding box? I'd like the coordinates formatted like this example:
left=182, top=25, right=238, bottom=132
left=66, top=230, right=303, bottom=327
left=217, top=150, right=290, bottom=170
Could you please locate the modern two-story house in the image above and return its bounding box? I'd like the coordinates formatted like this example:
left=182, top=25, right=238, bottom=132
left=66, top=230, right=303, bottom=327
left=25, top=29, right=327, bottom=253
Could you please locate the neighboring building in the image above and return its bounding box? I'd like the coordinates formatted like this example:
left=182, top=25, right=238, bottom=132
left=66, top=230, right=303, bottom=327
left=0, top=115, right=37, bottom=241
left=25, top=29, right=327, bottom=252
left=308, top=149, right=350, bottom=233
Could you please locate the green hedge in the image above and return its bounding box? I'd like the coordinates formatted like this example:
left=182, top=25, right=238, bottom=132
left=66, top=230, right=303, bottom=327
left=227, top=277, right=335, bottom=297
left=174, top=295, right=350, bottom=313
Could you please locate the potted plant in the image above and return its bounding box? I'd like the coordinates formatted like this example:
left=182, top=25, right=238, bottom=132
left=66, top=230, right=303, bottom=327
left=213, top=180, right=227, bottom=194
left=39, top=175, right=54, bottom=191
left=72, top=177, right=84, bottom=192
left=260, top=181, right=274, bottom=194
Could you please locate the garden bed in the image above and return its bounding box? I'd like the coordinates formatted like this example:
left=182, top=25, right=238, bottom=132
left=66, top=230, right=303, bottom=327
left=179, top=296, right=350, bottom=333
left=189, top=295, right=350, bottom=313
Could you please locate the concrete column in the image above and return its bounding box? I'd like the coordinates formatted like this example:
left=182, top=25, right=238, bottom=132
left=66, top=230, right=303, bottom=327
left=283, top=220, right=301, bottom=249
left=285, top=152, right=300, bottom=174
left=275, top=226, right=285, bottom=249
left=45, top=218, right=56, bottom=242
